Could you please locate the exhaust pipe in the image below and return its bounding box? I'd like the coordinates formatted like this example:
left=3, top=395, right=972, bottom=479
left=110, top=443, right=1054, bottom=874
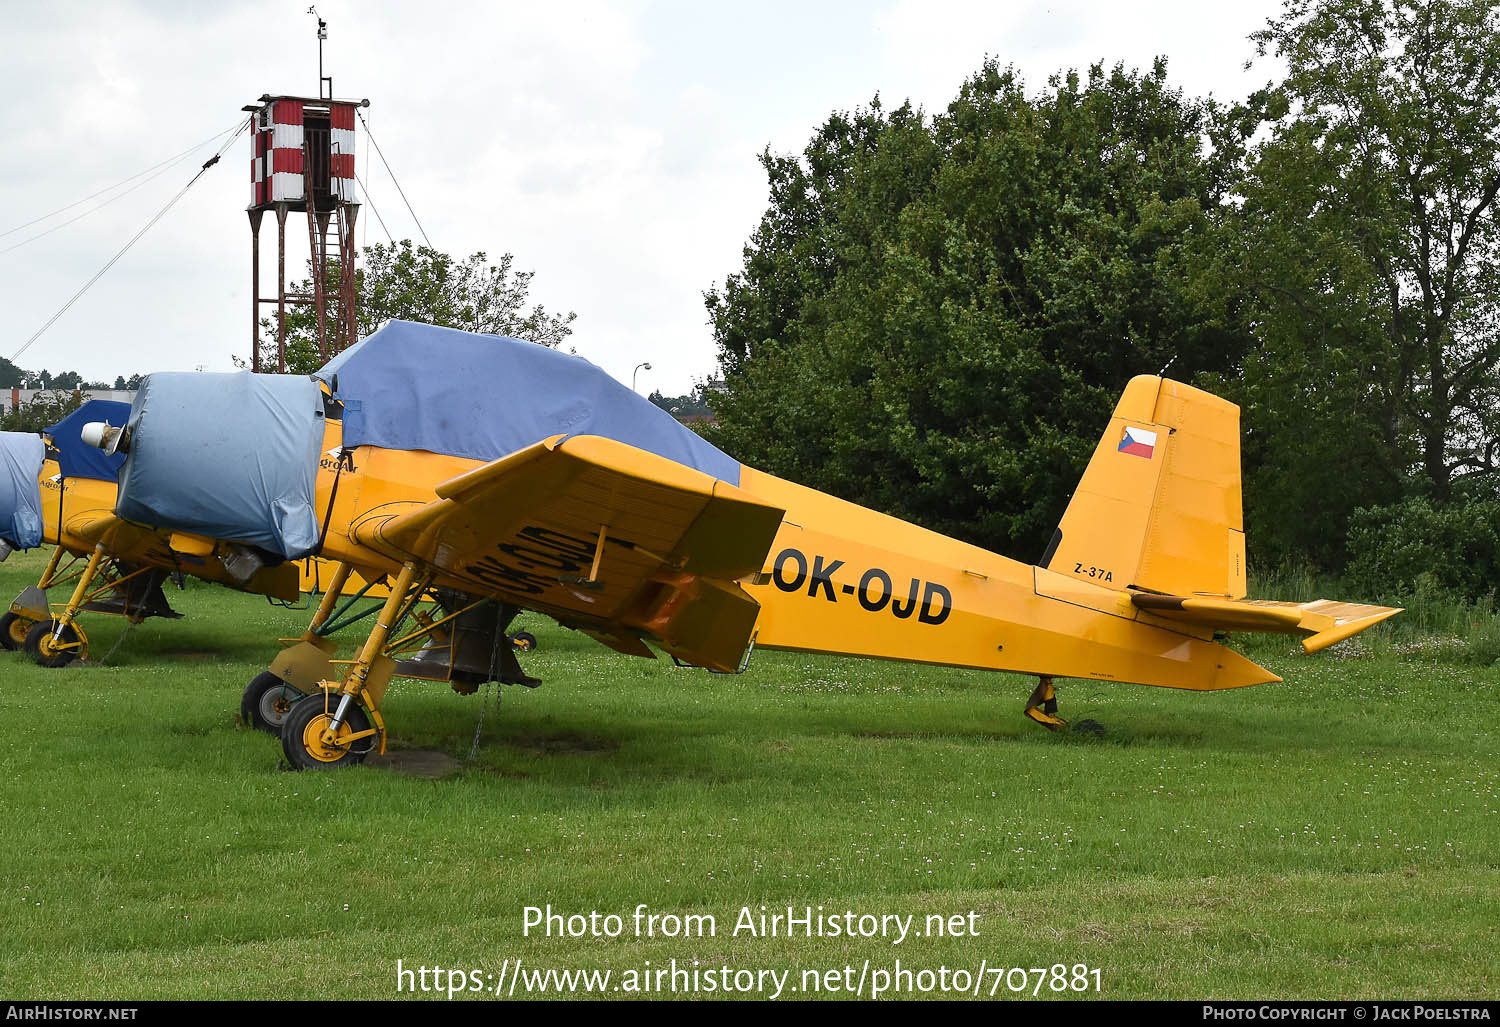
left=80, top=421, right=130, bottom=455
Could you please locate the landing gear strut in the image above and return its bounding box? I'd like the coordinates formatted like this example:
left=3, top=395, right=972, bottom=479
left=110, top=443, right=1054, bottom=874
left=11, top=544, right=175, bottom=668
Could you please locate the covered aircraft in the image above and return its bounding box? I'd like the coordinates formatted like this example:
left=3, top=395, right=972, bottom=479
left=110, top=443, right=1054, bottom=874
left=86, top=321, right=1399, bottom=769
left=0, top=431, right=45, bottom=562
left=0, top=400, right=369, bottom=668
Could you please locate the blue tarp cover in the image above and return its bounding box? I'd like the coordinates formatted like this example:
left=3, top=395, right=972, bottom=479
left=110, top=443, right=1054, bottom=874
left=115, top=372, right=325, bottom=560
left=317, top=320, right=741, bottom=484
left=0, top=431, right=45, bottom=550
left=47, top=399, right=132, bottom=482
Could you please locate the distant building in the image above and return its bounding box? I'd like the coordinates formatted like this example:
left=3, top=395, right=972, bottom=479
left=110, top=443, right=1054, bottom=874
left=3, top=388, right=136, bottom=417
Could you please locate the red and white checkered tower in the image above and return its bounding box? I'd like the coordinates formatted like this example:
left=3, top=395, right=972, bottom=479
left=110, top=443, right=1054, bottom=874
left=245, top=12, right=367, bottom=372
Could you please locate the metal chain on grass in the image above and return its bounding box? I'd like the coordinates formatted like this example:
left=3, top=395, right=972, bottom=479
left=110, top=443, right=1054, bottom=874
left=468, top=681, right=495, bottom=762
left=468, top=603, right=507, bottom=761
left=94, top=618, right=137, bottom=667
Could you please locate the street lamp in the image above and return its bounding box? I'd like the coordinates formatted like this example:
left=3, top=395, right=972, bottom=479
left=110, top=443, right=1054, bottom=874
left=632, top=361, right=652, bottom=392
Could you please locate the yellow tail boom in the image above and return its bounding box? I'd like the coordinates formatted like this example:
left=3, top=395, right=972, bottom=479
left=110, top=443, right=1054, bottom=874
left=741, top=375, right=1399, bottom=701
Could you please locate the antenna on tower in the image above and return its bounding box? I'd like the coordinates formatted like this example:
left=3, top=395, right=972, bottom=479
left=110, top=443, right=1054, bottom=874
left=309, top=6, right=331, bottom=99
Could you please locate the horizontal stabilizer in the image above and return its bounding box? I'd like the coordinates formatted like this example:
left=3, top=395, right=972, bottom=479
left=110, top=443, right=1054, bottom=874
left=1130, top=592, right=1401, bottom=652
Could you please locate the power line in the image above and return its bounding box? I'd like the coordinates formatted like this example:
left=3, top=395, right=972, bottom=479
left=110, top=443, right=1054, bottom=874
left=361, top=106, right=370, bottom=250
left=0, top=122, right=242, bottom=242
left=11, top=118, right=251, bottom=365
left=357, top=109, right=431, bottom=248
left=354, top=169, right=396, bottom=245
left=0, top=142, right=210, bottom=258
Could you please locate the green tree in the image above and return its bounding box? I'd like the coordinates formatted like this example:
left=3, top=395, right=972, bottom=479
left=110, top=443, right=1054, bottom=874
left=707, top=60, right=1253, bottom=557
left=0, top=358, right=24, bottom=388
left=648, top=387, right=715, bottom=420
left=252, top=240, right=577, bottom=374
left=1230, top=0, right=1500, bottom=566
left=1344, top=495, right=1500, bottom=600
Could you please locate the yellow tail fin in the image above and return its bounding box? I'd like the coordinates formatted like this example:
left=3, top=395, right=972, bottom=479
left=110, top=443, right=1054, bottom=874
left=1041, top=376, right=1246, bottom=598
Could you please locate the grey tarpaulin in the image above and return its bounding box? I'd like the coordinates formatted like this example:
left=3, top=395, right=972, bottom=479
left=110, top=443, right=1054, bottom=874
left=115, top=372, right=325, bottom=560
left=0, top=431, right=45, bottom=550
left=316, top=320, right=742, bottom=484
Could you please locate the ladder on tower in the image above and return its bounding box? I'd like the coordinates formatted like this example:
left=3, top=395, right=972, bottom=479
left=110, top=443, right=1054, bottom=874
left=302, top=141, right=358, bottom=365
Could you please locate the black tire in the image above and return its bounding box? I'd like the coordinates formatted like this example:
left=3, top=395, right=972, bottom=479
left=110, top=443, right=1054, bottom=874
left=241, top=671, right=305, bottom=734
left=25, top=619, right=83, bottom=668
left=280, top=691, right=375, bottom=770
left=510, top=631, right=538, bottom=653
left=0, top=611, right=34, bottom=652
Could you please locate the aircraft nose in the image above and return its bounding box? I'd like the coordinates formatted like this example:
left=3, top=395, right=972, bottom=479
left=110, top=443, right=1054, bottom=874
left=112, top=371, right=325, bottom=560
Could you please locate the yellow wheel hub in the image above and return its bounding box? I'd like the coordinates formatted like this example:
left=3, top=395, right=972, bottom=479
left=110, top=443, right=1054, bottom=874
left=7, top=618, right=32, bottom=646
left=301, top=712, right=358, bottom=763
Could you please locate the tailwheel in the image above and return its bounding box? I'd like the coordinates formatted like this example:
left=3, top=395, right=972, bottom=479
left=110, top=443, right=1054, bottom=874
left=1, top=611, right=35, bottom=652
left=24, top=619, right=86, bottom=668
left=509, top=631, right=537, bottom=653
left=1023, top=676, right=1068, bottom=731
left=241, top=671, right=305, bottom=734
left=280, top=692, right=375, bottom=770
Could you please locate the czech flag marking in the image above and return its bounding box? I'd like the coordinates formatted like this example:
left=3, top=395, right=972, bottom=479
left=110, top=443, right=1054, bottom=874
left=1118, top=426, right=1157, bottom=459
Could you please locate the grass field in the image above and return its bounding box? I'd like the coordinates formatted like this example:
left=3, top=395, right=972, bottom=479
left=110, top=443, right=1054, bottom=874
left=0, top=546, right=1496, bottom=1000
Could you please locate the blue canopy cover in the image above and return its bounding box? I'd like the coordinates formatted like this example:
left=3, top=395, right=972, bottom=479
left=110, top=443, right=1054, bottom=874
left=317, top=320, right=740, bottom=484
left=47, top=399, right=132, bottom=482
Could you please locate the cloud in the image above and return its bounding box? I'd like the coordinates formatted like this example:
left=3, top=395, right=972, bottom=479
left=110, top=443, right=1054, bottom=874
left=0, top=0, right=1283, bottom=392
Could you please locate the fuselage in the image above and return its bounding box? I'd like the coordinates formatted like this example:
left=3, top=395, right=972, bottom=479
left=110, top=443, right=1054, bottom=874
left=738, top=467, right=1273, bottom=690
left=38, top=459, right=178, bottom=566
left=311, top=419, right=1273, bottom=692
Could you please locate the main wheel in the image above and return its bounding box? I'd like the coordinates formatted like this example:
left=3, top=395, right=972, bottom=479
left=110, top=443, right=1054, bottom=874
left=25, top=619, right=83, bottom=668
left=510, top=631, right=537, bottom=653
left=280, top=692, right=375, bottom=770
left=241, top=671, right=305, bottom=734
left=0, top=611, right=35, bottom=652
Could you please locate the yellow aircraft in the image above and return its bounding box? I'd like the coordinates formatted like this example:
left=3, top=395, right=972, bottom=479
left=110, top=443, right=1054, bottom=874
left=0, top=401, right=377, bottom=709
left=86, top=322, right=1399, bottom=769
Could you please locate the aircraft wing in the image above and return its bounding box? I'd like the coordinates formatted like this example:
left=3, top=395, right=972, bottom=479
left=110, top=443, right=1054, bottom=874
left=62, top=508, right=136, bottom=549
left=349, top=434, right=786, bottom=671
left=1130, top=592, right=1401, bottom=653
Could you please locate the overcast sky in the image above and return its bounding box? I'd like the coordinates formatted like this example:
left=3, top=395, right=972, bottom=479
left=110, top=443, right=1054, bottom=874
left=0, top=0, right=1286, bottom=395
